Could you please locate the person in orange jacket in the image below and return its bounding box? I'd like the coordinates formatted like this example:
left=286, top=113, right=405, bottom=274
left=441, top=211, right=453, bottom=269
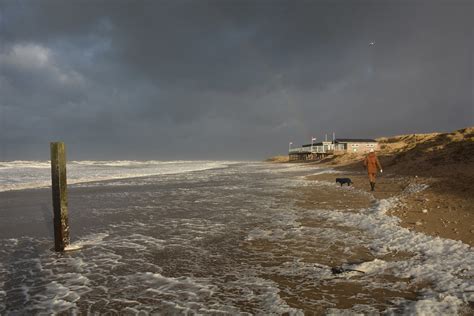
left=364, top=149, right=383, bottom=191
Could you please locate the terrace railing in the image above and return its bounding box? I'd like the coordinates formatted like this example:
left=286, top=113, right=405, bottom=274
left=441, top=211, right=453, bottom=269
left=289, top=145, right=328, bottom=154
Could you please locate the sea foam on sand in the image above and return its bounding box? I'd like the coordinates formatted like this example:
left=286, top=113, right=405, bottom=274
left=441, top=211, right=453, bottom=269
left=316, top=190, right=474, bottom=314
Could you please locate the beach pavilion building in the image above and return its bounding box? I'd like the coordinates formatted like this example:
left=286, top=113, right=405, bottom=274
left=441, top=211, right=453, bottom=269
left=288, top=138, right=379, bottom=161
left=333, top=138, right=379, bottom=153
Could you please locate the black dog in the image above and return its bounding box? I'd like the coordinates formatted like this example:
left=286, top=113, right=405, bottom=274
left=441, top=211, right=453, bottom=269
left=336, top=178, right=353, bottom=186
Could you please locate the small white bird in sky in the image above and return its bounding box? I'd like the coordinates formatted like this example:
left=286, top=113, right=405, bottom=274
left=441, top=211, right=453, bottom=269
left=369, top=41, right=375, bottom=46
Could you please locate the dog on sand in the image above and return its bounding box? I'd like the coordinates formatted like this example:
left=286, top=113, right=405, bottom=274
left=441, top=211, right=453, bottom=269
left=336, top=178, right=353, bottom=186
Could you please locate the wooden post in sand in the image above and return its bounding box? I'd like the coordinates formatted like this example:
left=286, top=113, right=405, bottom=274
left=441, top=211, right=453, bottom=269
left=50, top=142, right=70, bottom=252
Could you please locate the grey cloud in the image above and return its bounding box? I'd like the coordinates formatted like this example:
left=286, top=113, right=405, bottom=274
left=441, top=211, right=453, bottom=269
left=0, top=0, right=472, bottom=160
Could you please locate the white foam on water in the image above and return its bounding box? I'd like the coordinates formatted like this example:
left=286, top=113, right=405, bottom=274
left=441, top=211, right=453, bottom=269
left=27, top=281, right=80, bottom=314
left=403, top=183, right=430, bottom=194
left=309, top=168, right=342, bottom=176
left=0, top=160, right=239, bottom=192
left=66, top=233, right=109, bottom=250
left=63, top=244, right=83, bottom=252
left=409, top=296, right=465, bottom=315
left=135, top=272, right=216, bottom=298
left=215, top=274, right=304, bottom=315
left=242, top=170, right=472, bottom=314
left=326, top=304, right=380, bottom=315
left=0, top=290, right=5, bottom=314
left=3, top=254, right=92, bottom=314
left=311, top=195, right=474, bottom=314
left=0, top=160, right=51, bottom=169
left=261, top=163, right=325, bottom=174
left=264, top=259, right=332, bottom=282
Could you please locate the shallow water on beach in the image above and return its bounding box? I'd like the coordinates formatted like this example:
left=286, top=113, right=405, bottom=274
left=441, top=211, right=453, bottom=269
left=0, top=162, right=473, bottom=314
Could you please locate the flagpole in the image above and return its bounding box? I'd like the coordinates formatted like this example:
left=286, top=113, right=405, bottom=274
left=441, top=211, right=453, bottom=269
left=311, top=137, right=316, bottom=153
left=332, top=132, right=336, bottom=150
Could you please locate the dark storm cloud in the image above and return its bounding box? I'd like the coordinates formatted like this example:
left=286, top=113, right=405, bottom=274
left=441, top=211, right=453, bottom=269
left=0, top=0, right=472, bottom=160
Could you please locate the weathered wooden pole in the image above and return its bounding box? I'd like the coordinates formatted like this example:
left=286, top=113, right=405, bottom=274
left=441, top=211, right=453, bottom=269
left=50, top=142, right=70, bottom=252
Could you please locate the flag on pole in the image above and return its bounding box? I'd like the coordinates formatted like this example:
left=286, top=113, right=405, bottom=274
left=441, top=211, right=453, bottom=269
left=289, top=142, right=293, bottom=145
left=311, top=137, right=316, bottom=141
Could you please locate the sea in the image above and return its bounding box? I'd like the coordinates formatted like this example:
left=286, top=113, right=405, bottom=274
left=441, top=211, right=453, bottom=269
left=0, top=161, right=472, bottom=315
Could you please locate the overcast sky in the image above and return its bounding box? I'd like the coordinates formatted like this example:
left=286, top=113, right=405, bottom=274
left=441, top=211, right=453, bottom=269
left=0, top=0, right=472, bottom=160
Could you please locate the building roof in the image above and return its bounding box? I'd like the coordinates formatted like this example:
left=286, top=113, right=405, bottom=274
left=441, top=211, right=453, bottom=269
left=335, top=138, right=377, bottom=143
left=302, top=142, right=323, bottom=147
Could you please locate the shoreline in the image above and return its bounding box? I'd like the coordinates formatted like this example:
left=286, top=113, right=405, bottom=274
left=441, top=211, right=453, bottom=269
left=273, top=127, right=474, bottom=247
left=251, top=162, right=473, bottom=313
left=295, top=161, right=473, bottom=247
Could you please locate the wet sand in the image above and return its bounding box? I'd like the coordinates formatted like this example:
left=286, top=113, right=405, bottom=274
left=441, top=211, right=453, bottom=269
left=274, top=167, right=472, bottom=313
left=241, top=174, right=442, bottom=314
left=304, top=171, right=474, bottom=247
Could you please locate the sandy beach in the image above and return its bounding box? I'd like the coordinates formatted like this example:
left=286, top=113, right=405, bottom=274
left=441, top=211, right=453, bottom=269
left=262, top=127, right=474, bottom=313
left=275, top=127, right=474, bottom=247
left=302, top=172, right=473, bottom=247
left=240, top=166, right=474, bottom=314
